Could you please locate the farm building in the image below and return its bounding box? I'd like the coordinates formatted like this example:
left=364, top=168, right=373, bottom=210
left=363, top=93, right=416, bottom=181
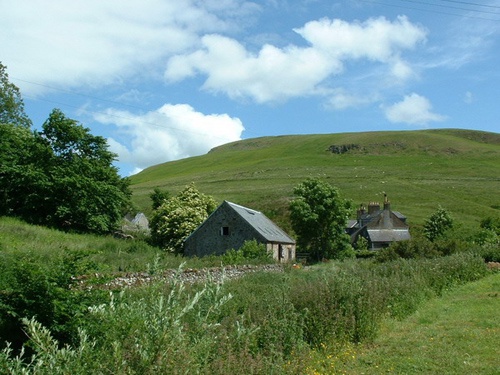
left=347, top=195, right=411, bottom=250
left=184, top=201, right=296, bottom=262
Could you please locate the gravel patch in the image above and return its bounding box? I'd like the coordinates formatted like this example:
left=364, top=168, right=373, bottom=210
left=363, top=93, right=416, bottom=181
left=73, top=264, right=285, bottom=290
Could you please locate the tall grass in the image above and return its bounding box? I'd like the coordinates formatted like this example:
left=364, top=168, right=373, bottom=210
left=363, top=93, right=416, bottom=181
left=1, top=252, right=489, bottom=374
left=0, top=217, right=275, bottom=274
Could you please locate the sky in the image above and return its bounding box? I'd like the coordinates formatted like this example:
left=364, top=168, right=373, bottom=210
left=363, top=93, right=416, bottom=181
left=1, top=0, right=499, bottom=176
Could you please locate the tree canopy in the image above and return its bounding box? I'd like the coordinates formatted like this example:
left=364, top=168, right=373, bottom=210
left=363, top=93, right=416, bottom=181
left=0, top=62, right=32, bottom=128
left=150, top=183, right=217, bottom=253
left=0, top=108, right=131, bottom=233
left=289, top=178, right=353, bottom=260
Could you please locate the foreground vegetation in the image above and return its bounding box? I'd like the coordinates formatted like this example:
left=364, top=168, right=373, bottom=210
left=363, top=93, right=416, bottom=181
left=333, top=273, right=500, bottom=374
left=1, top=216, right=498, bottom=374
left=0, top=254, right=493, bottom=374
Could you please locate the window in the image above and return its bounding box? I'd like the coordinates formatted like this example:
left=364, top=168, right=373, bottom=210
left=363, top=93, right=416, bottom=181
left=221, top=226, right=230, bottom=236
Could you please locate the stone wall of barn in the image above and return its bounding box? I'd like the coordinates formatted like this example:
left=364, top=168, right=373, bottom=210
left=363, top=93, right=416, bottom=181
left=184, top=203, right=295, bottom=262
left=184, top=203, right=266, bottom=257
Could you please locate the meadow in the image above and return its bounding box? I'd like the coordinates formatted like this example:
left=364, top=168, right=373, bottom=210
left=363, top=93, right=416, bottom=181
left=332, top=273, right=500, bottom=374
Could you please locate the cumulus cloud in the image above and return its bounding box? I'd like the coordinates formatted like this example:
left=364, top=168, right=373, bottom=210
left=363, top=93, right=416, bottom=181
left=384, top=93, right=447, bottom=125
left=0, top=0, right=258, bottom=95
left=94, top=104, right=244, bottom=174
left=326, top=88, right=378, bottom=110
left=165, top=16, right=427, bottom=103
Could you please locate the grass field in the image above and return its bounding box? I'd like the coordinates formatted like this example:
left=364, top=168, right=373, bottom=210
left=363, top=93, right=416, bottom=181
left=129, top=129, right=500, bottom=231
left=331, top=272, right=500, bottom=374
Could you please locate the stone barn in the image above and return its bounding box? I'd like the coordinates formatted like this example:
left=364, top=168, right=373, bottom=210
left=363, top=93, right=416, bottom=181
left=184, top=201, right=296, bottom=262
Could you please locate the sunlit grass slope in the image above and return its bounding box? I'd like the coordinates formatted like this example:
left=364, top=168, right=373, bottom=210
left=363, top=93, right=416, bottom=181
left=130, top=129, right=500, bottom=230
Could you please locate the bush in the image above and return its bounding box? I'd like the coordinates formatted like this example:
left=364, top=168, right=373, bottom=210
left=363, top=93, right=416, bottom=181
left=149, top=183, right=217, bottom=253
left=423, top=206, right=454, bottom=242
left=473, top=242, right=500, bottom=263
left=221, top=240, right=271, bottom=264
left=376, top=237, right=475, bottom=263
left=0, top=252, right=106, bottom=351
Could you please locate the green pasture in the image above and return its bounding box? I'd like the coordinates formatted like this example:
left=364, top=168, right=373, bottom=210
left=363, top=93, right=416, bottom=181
left=130, top=129, right=500, bottom=231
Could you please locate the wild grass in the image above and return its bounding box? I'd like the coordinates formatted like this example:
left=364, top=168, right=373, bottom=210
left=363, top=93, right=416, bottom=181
left=1, top=249, right=491, bottom=374
left=0, top=217, right=272, bottom=274
left=330, top=272, right=500, bottom=374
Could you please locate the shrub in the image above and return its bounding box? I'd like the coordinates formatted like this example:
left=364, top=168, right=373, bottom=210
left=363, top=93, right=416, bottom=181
left=221, top=240, right=271, bottom=264
left=0, top=252, right=106, bottom=351
left=423, top=206, right=454, bottom=242
left=476, top=242, right=500, bottom=262
left=149, top=183, right=217, bottom=253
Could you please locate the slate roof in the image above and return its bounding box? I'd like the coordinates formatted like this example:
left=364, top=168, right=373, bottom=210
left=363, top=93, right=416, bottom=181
left=225, top=201, right=295, bottom=244
left=349, top=197, right=411, bottom=247
left=367, top=229, right=411, bottom=243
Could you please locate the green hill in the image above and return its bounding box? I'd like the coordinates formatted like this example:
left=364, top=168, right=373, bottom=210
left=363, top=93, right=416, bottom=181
left=130, top=129, right=500, bottom=231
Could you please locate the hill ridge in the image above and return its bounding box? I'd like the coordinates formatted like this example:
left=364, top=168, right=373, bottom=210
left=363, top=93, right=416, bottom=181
left=130, top=129, right=500, bottom=230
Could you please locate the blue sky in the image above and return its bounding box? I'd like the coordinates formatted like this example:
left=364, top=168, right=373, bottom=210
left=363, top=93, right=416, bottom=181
left=1, top=0, right=499, bottom=176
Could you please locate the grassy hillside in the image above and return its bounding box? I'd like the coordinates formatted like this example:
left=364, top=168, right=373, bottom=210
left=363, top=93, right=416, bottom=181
left=130, top=129, right=500, bottom=231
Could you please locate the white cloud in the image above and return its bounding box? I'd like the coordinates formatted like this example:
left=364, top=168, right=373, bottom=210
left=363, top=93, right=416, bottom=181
left=384, top=93, right=447, bottom=125
left=295, top=16, right=426, bottom=62
left=0, top=0, right=258, bottom=95
left=166, top=34, right=333, bottom=103
left=464, top=91, right=474, bottom=104
left=96, top=104, right=244, bottom=172
left=165, top=16, right=427, bottom=103
left=326, top=88, right=378, bottom=110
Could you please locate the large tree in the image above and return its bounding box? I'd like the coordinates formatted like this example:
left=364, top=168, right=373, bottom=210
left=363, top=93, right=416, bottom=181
left=0, top=108, right=131, bottom=233
left=0, top=62, right=32, bottom=128
left=33, top=109, right=132, bottom=232
left=150, top=183, right=217, bottom=253
left=0, top=123, right=37, bottom=215
left=289, top=178, right=353, bottom=260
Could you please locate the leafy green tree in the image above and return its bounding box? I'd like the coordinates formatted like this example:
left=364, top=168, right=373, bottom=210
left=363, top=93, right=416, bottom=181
left=0, top=63, right=35, bottom=214
left=32, top=109, right=132, bottom=232
left=0, top=108, right=131, bottom=233
left=289, top=178, right=353, bottom=261
left=423, top=206, right=454, bottom=242
left=150, top=187, right=171, bottom=210
left=150, top=183, right=217, bottom=253
left=0, top=123, right=37, bottom=215
left=0, top=62, right=32, bottom=128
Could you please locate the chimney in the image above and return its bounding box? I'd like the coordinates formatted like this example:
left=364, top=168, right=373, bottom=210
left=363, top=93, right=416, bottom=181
left=357, top=204, right=366, bottom=220
left=368, top=202, right=380, bottom=214
left=383, top=194, right=391, bottom=211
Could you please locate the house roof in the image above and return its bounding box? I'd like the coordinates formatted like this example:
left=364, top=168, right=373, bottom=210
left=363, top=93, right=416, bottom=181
left=225, top=201, right=296, bottom=244
left=367, top=229, right=411, bottom=243
left=367, top=209, right=408, bottom=230
left=351, top=198, right=411, bottom=246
